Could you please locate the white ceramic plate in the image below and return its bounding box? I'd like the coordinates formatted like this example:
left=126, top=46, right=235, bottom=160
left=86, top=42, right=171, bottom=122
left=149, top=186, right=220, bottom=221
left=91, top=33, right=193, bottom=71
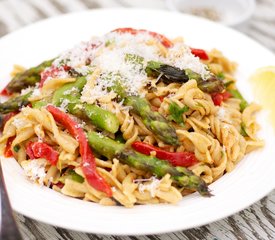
left=0, top=9, right=275, bottom=235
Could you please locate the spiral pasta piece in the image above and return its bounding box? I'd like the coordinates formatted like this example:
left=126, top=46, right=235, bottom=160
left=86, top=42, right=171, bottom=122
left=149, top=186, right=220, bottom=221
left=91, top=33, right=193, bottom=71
left=209, top=115, right=247, bottom=170
left=171, top=80, right=216, bottom=116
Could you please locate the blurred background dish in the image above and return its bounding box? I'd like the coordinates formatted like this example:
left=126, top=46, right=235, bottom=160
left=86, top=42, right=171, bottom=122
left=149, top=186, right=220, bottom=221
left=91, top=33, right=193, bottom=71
left=166, top=0, right=256, bottom=26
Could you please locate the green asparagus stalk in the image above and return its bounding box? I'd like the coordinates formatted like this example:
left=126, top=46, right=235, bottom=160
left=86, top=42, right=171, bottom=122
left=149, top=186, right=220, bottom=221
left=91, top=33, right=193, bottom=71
left=0, top=92, right=32, bottom=114
left=6, top=59, right=54, bottom=93
left=84, top=104, right=119, bottom=134
left=108, top=75, right=179, bottom=145
left=146, top=61, right=225, bottom=93
left=87, top=131, right=211, bottom=196
left=125, top=96, right=179, bottom=145
left=52, top=77, right=120, bottom=134
left=51, top=76, right=87, bottom=115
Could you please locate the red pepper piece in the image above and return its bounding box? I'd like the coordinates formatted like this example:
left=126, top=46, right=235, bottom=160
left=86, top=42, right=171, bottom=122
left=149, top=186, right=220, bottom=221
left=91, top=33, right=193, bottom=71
left=26, top=141, right=59, bottom=165
left=0, top=86, right=12, bottom=96
left=39, top=65, right=71, bottom=88
left=0, top=111, right=18, bottom=131
left=54, top=182, right=65, bottom=189
left=40, top=67, right=59, bottom=88
left=46, top=105, right=112, bottom=197
left=113, top=27, right=138, bottom=35
left=132, top=141, right=198, bottom=167
left=4, top=136, right=16, bottom=157
left=190, top=48, right=209, bottom=60
left=26, top=142, right=35, bottom=159
left=211, top=91, right=231, bottom=106
left=112, top=27, right=173, bottom=48
left=158, top=96, right=165, bottom=102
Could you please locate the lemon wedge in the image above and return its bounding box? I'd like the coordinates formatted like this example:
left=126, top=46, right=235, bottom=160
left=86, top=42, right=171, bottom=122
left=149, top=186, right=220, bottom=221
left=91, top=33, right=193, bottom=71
left=250, top=66, right=275, bottom=128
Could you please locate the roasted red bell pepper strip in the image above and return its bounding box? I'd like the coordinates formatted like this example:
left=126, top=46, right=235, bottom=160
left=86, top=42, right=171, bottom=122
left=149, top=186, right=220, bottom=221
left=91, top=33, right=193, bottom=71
left=190, top=48, right=209, bottom=60
left=132, top=141, right=198, bottom=167
left=4, top=136, right=16, bottom=157
left=46, top=105, right=112, bottom=197
left=112, top=27, right=173, bottom=48
left=211, top=91, right=231, bottom=106
left=26, top=141, right=59, bottom=165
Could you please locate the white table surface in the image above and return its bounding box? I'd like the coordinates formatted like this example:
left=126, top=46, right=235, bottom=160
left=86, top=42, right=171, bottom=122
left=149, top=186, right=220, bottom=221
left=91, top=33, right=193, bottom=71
left=0, top=0, right=274, bottom=239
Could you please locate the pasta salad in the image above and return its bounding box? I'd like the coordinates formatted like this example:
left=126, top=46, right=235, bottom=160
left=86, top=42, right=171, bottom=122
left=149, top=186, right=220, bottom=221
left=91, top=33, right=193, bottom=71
left=0, top=28, right=263, bottom=207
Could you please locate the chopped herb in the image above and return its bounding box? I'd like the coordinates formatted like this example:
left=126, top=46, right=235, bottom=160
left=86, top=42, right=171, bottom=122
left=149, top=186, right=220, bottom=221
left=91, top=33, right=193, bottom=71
left=145, top=61, right=163, bottom=77
left=125, top=54, right=144, bottom=72
left=217, top=72, right=225, bottom=80
left=13, top=145, right=20, bottom=152
left=146, top=60, right=162, bottom=70
left=125, top=53, right=144, bottom=65
left=240, top=123, right=249, bottom=137
left=228, top=89, right=248, bottom=112
left=105, top=39, right=114, bottom=47
left=168, top=102, right=189, bottom=125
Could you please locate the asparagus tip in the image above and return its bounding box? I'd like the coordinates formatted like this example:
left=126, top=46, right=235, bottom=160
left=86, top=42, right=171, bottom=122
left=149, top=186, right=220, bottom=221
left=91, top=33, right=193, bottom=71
left=198, top=182, right=213, bottom=197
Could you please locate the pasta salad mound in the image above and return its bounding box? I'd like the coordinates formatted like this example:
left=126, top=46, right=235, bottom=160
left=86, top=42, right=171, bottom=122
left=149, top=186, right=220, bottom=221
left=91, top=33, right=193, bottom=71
left=0, top=28, right=263, bottom=207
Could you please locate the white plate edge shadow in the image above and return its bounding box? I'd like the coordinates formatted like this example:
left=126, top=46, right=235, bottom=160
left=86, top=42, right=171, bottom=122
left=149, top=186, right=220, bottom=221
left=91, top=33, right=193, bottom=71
left=0, top=8, right=275, bottom=235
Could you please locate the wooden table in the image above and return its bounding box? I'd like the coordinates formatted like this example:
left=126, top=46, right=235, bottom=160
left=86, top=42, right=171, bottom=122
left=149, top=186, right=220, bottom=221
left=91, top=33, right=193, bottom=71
left=0, top=0, right=274, bottom=239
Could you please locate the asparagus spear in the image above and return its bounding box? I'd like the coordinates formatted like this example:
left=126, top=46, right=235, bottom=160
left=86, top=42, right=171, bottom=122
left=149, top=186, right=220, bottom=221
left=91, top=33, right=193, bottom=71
left=52, top=77, right=120, bottom=134
left=146, top=61, right=225, bottom=93
left=6, top=59, right=54, bottom=93
left=125, top=96, right=179, bottom=145
left=84, top=104, right=120, bottom=134
left=87, top=131, right=210, bottom=196
left=0, top=92, right=32, bottom=114
left=107, top=75, right=179, bottom=146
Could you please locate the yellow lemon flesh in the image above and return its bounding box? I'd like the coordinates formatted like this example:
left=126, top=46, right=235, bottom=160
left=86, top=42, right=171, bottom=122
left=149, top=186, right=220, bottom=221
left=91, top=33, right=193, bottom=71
left=250, top=66, right=275, bottom=128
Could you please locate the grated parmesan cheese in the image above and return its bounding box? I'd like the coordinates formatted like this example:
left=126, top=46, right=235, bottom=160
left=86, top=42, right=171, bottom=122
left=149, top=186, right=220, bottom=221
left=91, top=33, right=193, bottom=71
left=134, top=176, right=160, bottom=197
left=20, top=86, right=33, bottom=95
left=59, top=98, right=70, bottom=111
left=83, top=162, right=90, bottom=167
left=31, top=88, right=41, bottom=98
left=49, top=31, right=211, bottom=104
left=165, top=42, right=210, bottom=79
left=53, top=37, right=101, bottom=71
left=63, top=87, right=78, bottom=95
left=21, top=159, right=47, bottom=186
left=217, top=107, right=233, bottom=125
left=217, top=107, right=226, bottom=120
